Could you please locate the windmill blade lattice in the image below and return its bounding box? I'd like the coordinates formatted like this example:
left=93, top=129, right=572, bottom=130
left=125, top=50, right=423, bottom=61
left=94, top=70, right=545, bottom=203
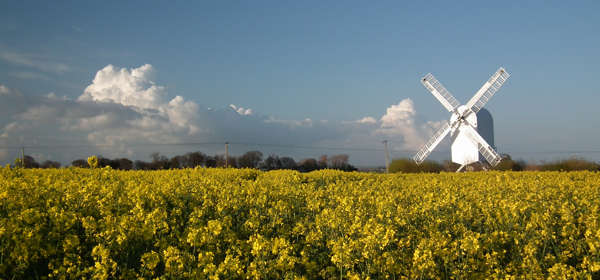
left=462, top=124, right=503, bottom=166
left=412, top=66, right=510, bottom=169
left=465, top=67, right=510, bottom=115
left=421, top=73, right=461, bottom=113
left=413, top=121, right=451, bottom=164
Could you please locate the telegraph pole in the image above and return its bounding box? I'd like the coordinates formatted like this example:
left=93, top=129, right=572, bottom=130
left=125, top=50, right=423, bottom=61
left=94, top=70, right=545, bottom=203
left=225, top=142, right=229, bottom=168
left=21, top=146, right=25, bottom=168
left=382, top=140, right=390, bottom=173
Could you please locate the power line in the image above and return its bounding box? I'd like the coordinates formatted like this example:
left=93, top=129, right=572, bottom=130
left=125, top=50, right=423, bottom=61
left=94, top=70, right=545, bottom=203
left=1, top=141, right=600, bottom=155
left=0, top=142, right=394, bottom=152
left=0, top=142, right=225, bottom=149
left=227, top=142, right=390, bottom=152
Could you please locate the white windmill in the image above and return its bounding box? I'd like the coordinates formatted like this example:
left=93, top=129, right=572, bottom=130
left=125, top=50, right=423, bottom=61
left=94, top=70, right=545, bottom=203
left=413, top=67, right=510, bottom=171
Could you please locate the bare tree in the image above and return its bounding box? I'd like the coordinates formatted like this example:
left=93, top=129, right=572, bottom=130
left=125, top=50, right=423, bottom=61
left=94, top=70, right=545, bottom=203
left=298, top=158, right=318, bottom=172
left=279, top=157, right=297, bottom=170
left=238, top=151, right=263, bottom=168
left=184, top=151, right=207, bottom=167
left=261, top=155, right=282, bottom=170
left=318, top=155, right=328, bottom=169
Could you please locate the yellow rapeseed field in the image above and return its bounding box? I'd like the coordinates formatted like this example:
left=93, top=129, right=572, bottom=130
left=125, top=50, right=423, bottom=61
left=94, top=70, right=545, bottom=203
left=0, top=166, right=599, bottom=279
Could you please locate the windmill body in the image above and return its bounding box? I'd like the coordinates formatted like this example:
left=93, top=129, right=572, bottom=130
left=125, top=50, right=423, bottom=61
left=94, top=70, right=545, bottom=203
left=450, top=105, right=479, bottom=165
left=412, top=67, right=510, bottom=171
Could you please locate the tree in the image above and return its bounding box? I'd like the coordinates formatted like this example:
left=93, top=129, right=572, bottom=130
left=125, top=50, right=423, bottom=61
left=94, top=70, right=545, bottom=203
left=389, top=158, right=443, bottom=173
left=389, top=158, right=418, bottom=173
left=261, top=155, right=282, bottom=170
left=238, top=151, right=263, bottom=168
left=40, top=160, right=61, bottom=169
left=298, top=158, right=318, bottom=172
left=114, top=158, right=133, bottom=170
left=134, top=160, right=152, bottom=170
left=328, top=154, right=356, bottom=171
left=98, top=157, right=111, bottom=168
left=22, top=155, right=40, bottom=168
left=493, top=154, right=525, bottom=171
left=169, top=156, right=182, bottom=169
left=205, top=156, right=218, bottom=168
left=279, top=157, right=297, bottom=170
left=318, top=155, right=328, bottom=169
left=418, top=160, right=444, bottom=173
left=184, top=151, right=207, bottom=168
left=538, top=157, right=600, bottom=171
left=228, top=156, right=238, bottom=168
left=150, top=152, right=169, bottom=170
left=71, top=159, right=87, bottom=168
left=442, top=160, right=460, bottom=172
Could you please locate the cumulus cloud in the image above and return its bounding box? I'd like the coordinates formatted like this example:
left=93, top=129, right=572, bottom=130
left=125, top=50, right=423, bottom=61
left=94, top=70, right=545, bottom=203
left=0, top=65, right=441, bottom=165
left=79, top=64, right=165, bottom=109
left=376, top=99, right=446, bottom=151
left=376, top=99, right=423, bottom=150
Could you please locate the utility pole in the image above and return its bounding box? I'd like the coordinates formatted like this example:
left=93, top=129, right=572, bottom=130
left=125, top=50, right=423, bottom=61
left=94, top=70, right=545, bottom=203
left=382, top=140, right=390, bottom=173
left=21, top=146, right=25, bottom=168
left=225, top=142, right=229, bottom=168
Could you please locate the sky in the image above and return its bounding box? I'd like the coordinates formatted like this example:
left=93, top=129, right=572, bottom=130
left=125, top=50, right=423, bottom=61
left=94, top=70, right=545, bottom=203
left=1, top=1, right=599, bottom=166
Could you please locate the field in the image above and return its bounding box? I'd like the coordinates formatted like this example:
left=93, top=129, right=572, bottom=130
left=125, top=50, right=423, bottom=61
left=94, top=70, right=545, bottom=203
left=1, top=167, right=599, bottom=279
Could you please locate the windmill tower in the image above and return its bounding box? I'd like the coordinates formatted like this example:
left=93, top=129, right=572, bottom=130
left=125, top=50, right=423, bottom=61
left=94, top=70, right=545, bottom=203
left=413, top=67, right=510, bottom=171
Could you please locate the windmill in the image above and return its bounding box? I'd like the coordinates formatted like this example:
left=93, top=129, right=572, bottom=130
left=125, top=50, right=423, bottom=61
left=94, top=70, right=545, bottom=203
left=412, top=67, right=510, bottom=172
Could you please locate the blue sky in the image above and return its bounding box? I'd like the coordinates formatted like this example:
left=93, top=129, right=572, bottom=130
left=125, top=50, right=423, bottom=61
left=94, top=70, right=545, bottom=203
left=1, top=1, right=599, bottom=165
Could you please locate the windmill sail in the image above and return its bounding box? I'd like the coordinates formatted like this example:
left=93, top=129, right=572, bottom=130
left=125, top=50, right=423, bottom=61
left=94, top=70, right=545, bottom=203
left=421, top=73, right=460, bottom=113
left=465, top=67, right=510, bottom=115
left=412, top=66, right=509, bottom=170
left=462, top=125, right=502, bottom=166
left=413, top=121, right=451, bottom=164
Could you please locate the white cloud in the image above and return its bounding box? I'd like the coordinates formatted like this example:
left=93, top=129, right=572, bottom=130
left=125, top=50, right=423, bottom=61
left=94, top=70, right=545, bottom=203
left=264, top=117, right=313, bottom=127
left=18, top=105, right=58, bottom=121
left=0, top=50, right=70, bottom=73
left=0, top=84, right=22, bottom=97
left=10, top=71, right=51, bottom=81
left=0, top=65, right=441, bottom=166
left=0, top=84, right=10, bottom=96
left=376, top=99, right=432, bottom=151
left=229, top=104, right=253, bottom=116
left=79, top=64, right=166, bottom=109
left=379, top=99, right=416, bottom=128
left=70, top=114, right=119, bottom=131
left=356, top=116, right=377, bottom=124
left=46, top=92, right=69, bottom=100
left=166, top=96, right=201, bottom=134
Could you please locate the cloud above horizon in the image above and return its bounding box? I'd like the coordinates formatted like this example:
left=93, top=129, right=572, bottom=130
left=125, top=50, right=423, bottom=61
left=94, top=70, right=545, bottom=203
left=0, top=64, right=440, bottom=165
left=0, top=49, right=70, bottom=74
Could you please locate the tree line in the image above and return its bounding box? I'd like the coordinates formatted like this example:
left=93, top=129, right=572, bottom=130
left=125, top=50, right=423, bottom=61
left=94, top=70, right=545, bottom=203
left=389, top=155, right=600, bottom=173
left=11, top=152, right=599, bottom=172
left=13, top=151, right=357, bottom=172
